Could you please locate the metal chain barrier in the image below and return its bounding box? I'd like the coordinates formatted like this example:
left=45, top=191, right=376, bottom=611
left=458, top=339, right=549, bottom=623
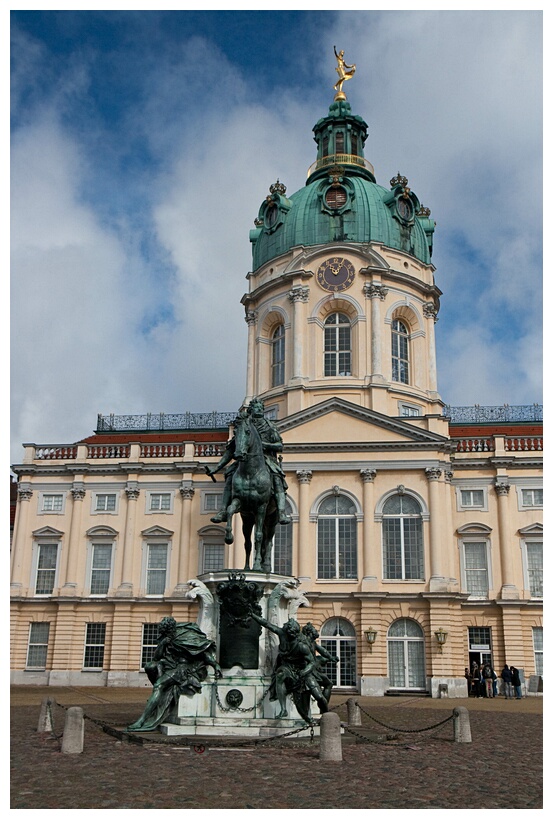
left=357, top=703, right=454, bottom=734
left=213, top=678, right=272, bottom=714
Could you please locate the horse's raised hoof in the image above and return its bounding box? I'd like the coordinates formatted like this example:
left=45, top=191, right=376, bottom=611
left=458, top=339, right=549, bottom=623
left=224, top=534, right=234, bottom=545
left=278, top=514, right=292, bottom=525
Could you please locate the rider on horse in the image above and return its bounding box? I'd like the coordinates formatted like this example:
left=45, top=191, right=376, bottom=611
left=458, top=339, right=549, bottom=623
left=206, top=398, right=291, bottom=526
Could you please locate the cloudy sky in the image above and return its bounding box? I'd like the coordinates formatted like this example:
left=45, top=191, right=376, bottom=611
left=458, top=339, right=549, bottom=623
left=9, top=7, right=543, bottom=464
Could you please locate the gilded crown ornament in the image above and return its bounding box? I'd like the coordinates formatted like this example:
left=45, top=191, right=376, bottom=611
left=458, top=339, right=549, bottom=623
left=390, top=172, right=409, bottom=189
left=269, top=179, right=287, bottom=195
left=417, top=205, right=431, bottom=217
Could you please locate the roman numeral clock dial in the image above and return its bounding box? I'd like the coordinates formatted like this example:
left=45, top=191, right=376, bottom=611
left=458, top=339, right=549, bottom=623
left=316, top=257, right=355, bottom=292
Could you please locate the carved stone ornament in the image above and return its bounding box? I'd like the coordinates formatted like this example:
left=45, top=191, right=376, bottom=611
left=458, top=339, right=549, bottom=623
left=288, top=286, right=310, bottom=303
left=444, top=470, right=454, bottom=483
left=71, top=486, right=86, bottom=501
left=17, top=486, right=33, bottom=501
left=425, top=467, right=442, bottom=481
left=125, top=485, right=140, bottom=500
left=360, top=468, right=377, bottom=482
left=180, top=484, right=195, bottom=500
left=423, top=302, right=439, bottom=321
left=296, top=469, right=313, bottom=484
left=363, top=283, right=388, bottom=300
left=494, top=479, right=511, bottom=496
left=245, top=310, right=257, bottom=326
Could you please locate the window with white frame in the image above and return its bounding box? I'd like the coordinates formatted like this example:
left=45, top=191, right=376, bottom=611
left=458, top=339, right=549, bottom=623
left=391, top=318, right=409, bottom=384
left=520, top=488, right=543, bottom=508
left=83, top=623, right=106, bottom=669
left=532, top=627, right=543, bottom=676
left=317, top=494, right=357, bottom=579
left=382, top=494, right=424, bottom=580
left=525, top=541, right=543, bottom=597
left=148, top=492, right=172, bottom=512
left=145, top=542, right=169, bottom=594
left=200, top=534, right=225, bottom=573
left=399, top=403, right=421, bottom=417
left=89, top=543, right=113, bottom=595
left=271, top=324, right=285, bottom=387
left=202, top=492, right=224, bottom=514
left=94, top=493, right=117, bottom=512
left=324, top=313, right=351, bottom=377
left=141, top=623, right=159, bottom=669
left=458, top=488, right=486, bottom=509
left=462, top=541, right=489, bottom=597
left=320, top=618, right=357, bottom=687
left=34, top=542, right=59, bottom=595
left=26, top=622, right=50, bottom=669
left=41, top=493, right=64, bottom=513
left=272, top=505, right=293, bottom=575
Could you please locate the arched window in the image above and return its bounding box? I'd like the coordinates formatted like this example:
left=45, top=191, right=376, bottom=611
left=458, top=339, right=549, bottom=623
left=382, top=494, right=424, bottom=580
left=271, top=324, right=285, bottom=387
left=272, top=500, right=293, bottom=575
left=317, top=494, right=357, bottom=579
left=387, top=618, right=426, bottom=689
left=320, top=617, right=357, bottom=688
left=391, top=318, right=409, bottom=384
left=324, top=313, right=351, bottom=376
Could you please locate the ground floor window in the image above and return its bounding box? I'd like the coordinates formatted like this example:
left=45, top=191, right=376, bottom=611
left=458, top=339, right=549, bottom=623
left=320, top=617, right=357, bottom=687
left=533, top=627, right=543, bottom=676
left=26, top=622, right=50, bottom=669
left=387, top=619, right=426, bottom=689
left=272, top=505, right=293, bottom=575
left=141, top=623, right=159, bottom=669
left=83, top=623, right=106, bottom=669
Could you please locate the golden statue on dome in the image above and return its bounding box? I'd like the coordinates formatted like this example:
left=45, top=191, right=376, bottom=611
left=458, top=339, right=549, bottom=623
left=333, top=46, right=356, bottom=100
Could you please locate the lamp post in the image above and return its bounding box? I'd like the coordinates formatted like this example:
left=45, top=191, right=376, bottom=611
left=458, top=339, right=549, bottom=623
left=364, top=627, right=377, bottom=652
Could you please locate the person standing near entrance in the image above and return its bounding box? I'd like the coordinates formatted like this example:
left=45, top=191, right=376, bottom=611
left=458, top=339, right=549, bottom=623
left=483, top=662, right=494, bottom=698
left=501, top=664, right=512, bottom=698
left=511, top=666, right=522, bottom=699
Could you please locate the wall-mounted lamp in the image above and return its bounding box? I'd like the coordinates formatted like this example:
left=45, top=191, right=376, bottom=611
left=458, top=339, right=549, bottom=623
left=364, top=627, right=377, bottom=652
left=434, top=628, right=448, bottom=653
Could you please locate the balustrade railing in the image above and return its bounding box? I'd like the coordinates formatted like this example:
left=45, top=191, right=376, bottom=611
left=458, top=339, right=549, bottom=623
left=34, top=446, right=77, bottom=460
left=87, top=444, right=130, bottom=459
left=194, top=443, right=225, bottom=458
left=505, top=437, right=543, bottom=452
left=454, top=437, right=495, bottom=453
left=140, top=443, right=186, bottom=458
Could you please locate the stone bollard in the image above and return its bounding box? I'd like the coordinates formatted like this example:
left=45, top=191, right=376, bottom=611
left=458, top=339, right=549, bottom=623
left=61, top=706, right=85, bottom=754
left=319, top=711, right=342, bottom=761
left=346, top=697, right=362, bottom=726
left=453, top=706, right=472, bottom=743
left=37, top=697, right=56, bottom=733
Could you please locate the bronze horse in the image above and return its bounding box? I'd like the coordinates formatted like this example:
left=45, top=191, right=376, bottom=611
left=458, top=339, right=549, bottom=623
left=223, top=412, right=278, bottom=573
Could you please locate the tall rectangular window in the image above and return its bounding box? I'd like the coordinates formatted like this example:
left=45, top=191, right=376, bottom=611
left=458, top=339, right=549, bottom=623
left=202, top=542, right=225, bottom=572
left=83, top=623, right=106, bottom=669
left=526, top=541, right=543, bottom=597
left=35, top=543, right=58, bottom=595
left=533, top=627, right=543, bottom=676
left=464, top=541, right=489, bottom=596
left=141, top=623, right=159, bottom=669
left=146, top=543, right=168, bottom=594
left=273, top=519, right=293, bottom=576
left=26, top=622, right=50, bottom=669
left=391, top=319, right=409, bottom=384
left=324, top=313, right=351, bottom=377
left=90, top=543, right=112, bottom=595
left=271, top=325, right=285, bottom=387
left=317, top=495, right=357, bottom=579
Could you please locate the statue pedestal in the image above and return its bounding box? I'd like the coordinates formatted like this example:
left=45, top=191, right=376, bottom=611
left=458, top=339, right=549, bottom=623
left=159, top=570, right=319, bottom=737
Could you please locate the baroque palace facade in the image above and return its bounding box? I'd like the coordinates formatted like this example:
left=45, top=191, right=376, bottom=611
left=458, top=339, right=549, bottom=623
left=11, top=86, right=543, bottom=697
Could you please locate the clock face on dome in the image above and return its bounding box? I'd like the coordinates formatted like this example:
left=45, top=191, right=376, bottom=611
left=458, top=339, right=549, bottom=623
left=316, top=257, right=355, bottom=293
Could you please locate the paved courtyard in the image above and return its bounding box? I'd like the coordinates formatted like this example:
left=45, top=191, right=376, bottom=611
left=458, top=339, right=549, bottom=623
left=11, top=686, right=542, bottom=810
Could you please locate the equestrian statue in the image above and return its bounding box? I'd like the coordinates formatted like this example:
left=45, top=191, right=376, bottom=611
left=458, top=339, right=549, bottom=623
left=206, top=398, right=291, bottom=573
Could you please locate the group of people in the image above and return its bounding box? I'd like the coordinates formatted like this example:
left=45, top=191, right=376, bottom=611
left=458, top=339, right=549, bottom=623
left=465, top=661, right=522, bottom=699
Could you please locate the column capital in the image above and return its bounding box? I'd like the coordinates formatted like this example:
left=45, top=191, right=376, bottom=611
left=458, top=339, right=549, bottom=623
left=423, top=301, right=439, bottom=322
left=17, top=486, right=33, bottom=501
left=288, top=286, right=310, bottom=303
left=245, top=310, right=257, bottom=326
left=125, top=484, right=140, bottom=500
left=425, top=467, right=442, bottom=482
left=494, top=479, right=511, bottom=496
left=180, top=483, right=195, bottom=500
left=70, top=485, right=86, bottom=501
left=296, top=469, right=313, bottom=484
left=363, top=282, right=388, bottom=300
left=360, top=468, right=377, bottom=482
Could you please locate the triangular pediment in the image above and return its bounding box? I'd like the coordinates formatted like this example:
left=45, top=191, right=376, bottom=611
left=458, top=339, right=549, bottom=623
left=141, top=525, right=174, bottom=537
left=277, top=397, right=450, bottom=449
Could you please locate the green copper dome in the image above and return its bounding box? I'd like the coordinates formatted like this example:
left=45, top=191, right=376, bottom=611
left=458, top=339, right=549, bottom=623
left=250, top=101, right=435, bottom=270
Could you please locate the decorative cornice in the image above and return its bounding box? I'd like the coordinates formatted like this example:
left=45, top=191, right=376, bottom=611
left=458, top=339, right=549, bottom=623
left=296, top=469, right=313, bottom=484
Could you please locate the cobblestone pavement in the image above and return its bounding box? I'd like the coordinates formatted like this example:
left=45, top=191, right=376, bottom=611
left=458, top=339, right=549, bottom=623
left=11, top=687, right=543, bottom=810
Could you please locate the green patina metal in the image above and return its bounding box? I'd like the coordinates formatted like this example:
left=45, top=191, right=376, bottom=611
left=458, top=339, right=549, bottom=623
left=250, top=100, right=435, bottom=270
